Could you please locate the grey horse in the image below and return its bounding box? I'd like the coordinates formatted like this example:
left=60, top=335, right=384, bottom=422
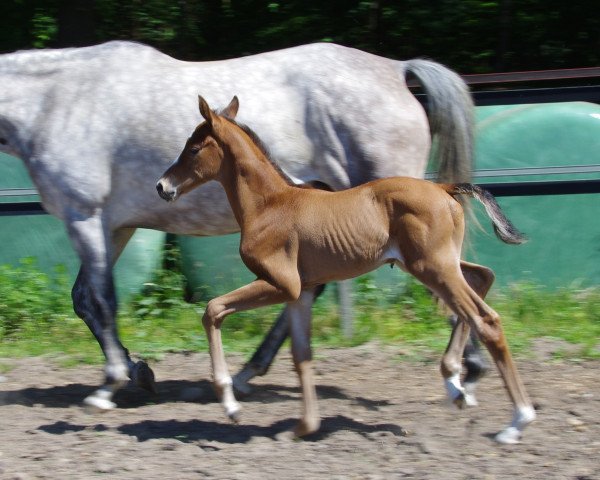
left=0, top=40, right=481, bottom=410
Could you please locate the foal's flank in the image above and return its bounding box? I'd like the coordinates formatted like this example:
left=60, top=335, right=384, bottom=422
left=156, top=95, right=535, bottom=444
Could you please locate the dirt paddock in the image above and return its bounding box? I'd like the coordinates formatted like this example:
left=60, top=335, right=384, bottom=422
left=0, top=343, right=599, bottom=479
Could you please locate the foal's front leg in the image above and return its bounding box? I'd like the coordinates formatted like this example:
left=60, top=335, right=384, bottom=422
left=232, top=284, right=326, bottom=396
left=202, top=279, right=297, bottom=422
left=288, top=291, right=320, bottom=437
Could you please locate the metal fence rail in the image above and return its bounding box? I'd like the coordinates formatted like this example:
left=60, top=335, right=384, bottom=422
left=483, top=179, right=600, bottom=197
left=2, top=178, right=600, bottom=216
left=414, top=85, right=600, bottom=107
left=0, top=202, right=46, bottom=216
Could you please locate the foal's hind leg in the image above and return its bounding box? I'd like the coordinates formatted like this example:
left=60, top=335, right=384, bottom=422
left=416, top=262, right=535, bottom=443
left=406, top=255, right=535, bottom=443
left=442, top=261, right=495, bottom=407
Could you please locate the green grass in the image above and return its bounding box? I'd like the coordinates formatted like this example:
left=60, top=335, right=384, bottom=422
left=0, top=257, right=599, bottom=366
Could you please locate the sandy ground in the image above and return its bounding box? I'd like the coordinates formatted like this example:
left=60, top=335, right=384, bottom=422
left=0, top=343, right=599, bottom=480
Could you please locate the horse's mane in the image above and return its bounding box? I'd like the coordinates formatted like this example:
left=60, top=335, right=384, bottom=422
left=221, top=115, right=297, bottom=187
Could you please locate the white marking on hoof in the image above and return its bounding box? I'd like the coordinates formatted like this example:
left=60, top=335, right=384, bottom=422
left=513, top=405, right=536, bottom=428
left=217, top=376, right=241, bottom=423
left=444, top=374, right=467, bottom=409
left=495, top=406, right=536, bottom=444
left=494, top=426, right=522, bottom=444
left=105, top=363, right=129, bottom=389
left=463, top=382, right=479, bottom=407
left=226, top=404, right=242, bottom=424
left=83, top=388, right=116, bottom=412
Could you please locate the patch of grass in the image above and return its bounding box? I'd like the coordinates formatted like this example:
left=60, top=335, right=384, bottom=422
left=0, top=258, right=598, bottom=365
left=493, top=283, right=600, bottom=358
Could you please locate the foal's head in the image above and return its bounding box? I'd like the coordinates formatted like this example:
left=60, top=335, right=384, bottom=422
left=156, top=95, right=239, bottom=202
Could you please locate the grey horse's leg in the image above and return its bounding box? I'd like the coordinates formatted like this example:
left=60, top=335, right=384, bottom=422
left=103, top=227, right=156, bottom=392
left=232, top=284, right=326, bottom=395
left=72, top=271, right=156, bottom=394
left=67, top=216, right=138, bottom=409
left=72, top=227, right=156, bottom=395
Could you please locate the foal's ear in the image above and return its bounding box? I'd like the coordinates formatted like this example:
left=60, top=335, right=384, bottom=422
left=198, top=95, right=214, bottom=126
left=220, top=96, right=239, bottom=120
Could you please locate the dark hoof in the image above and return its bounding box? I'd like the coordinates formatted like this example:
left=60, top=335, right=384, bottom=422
left=232, top=365, right=263, bottom=398
left=232, top=377, right=254, bottom=398
left=132, top=361, right=157, bottom=394
left=464, top=355, right=489, bottom=385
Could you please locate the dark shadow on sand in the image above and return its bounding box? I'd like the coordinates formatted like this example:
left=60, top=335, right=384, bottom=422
left=38, top=415, right=408, bottom=445
left=0, top=379, right=387, bottom=410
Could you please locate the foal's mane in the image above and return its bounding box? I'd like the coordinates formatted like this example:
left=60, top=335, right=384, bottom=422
left=219, top=113, right=297, bottom=187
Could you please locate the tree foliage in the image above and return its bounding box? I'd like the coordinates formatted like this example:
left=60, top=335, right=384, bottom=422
left=0, top=1, right=598, bottom=72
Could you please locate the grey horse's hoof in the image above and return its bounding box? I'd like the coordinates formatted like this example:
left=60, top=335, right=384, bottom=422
left=232, top=377, right=254, bottom=398
left=131, top=361, right=157, bottom=394
left=464, top=354, right=489, bottom=385
left=83, top=388, right=116, bottom=412
left=232, top=367, right=260, bottom=397
left=83, top=396, right=116, bottom=412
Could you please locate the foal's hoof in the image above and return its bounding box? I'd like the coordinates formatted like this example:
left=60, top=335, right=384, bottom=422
left=452, top=390, right=478, bottom=409
left=463, top=382, right=479, bottom=407
left=293, top=418, right=321, bottom=438
left=131, top=361, right=157, bottom=394
left=452, top=393, right=467, bottom=410
left=275, top=430, right=297, bottom=442
left=494, top=406, right=536, bottom=444
left=224, top=401, right=242, bottom=424
left=445, top=374, right=478, bottom=409
left=227, top=408, right=242, bottom=424
left=494, top=427, right=522, bottom=445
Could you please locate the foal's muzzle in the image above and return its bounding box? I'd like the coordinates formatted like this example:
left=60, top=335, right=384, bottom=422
left=156, top=180, right=176, bottom=202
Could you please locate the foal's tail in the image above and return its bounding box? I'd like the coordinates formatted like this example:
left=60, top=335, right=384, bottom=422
left=447, top=184, right=527, bottom=245
left=401, top=59, right=474, bottom=184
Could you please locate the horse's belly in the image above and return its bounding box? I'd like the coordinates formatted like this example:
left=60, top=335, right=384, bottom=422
left=300, top=260, right=383, bottom=287
left=298, top=240, right=401, bottom=287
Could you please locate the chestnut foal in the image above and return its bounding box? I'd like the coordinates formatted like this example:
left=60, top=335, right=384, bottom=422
left=156, top=96, right=535, bottom=444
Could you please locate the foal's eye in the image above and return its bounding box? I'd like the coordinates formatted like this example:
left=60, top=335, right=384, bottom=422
left=190, top=146, right=200, bottom=154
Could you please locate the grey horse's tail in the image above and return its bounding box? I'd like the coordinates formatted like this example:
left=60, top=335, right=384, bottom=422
left=402, top=59, right=474, bottom=184
left=447, top=183, right=527, bottom=245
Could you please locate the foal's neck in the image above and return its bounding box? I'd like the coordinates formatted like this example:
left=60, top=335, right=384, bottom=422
left=219, top=129, right=291, bottom=229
